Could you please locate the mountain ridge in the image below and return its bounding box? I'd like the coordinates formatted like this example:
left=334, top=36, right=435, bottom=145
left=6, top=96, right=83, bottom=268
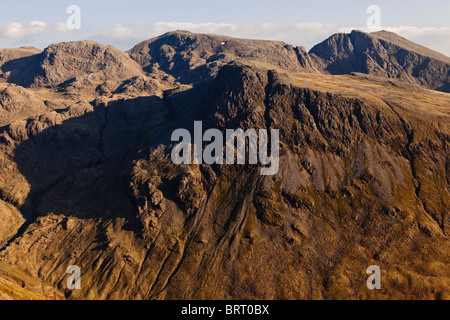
left=310, top=30, right=450, bottom=92
left=2, top=29, right=449, bottom=93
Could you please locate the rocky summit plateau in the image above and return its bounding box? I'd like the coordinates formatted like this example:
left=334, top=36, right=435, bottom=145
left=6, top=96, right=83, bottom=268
left=0, top=29, right=449, bottom=300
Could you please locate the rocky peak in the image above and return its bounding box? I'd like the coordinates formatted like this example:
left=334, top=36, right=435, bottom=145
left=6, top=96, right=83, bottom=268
left=128, top=30, right=316, bottom=84
left=17, top=41, right=143, bottom=89
left=310, top=30, right=450, bottom=92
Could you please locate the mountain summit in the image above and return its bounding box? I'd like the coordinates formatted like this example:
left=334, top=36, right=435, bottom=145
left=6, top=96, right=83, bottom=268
left=128, top=30, right=318, bottom=84
left=310, top=30, right=450, bottom=92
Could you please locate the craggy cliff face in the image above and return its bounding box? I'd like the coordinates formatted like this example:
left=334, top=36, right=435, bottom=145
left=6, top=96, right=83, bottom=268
left=0, top=30, right=449, bottom=300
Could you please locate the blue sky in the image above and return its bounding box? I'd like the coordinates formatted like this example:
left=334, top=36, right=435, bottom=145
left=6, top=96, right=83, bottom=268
left=0, top=0, right=449, bottom=55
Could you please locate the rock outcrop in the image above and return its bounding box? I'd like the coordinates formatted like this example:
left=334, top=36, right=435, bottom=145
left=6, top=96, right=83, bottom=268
left=310, top=30, right=450, bottom=92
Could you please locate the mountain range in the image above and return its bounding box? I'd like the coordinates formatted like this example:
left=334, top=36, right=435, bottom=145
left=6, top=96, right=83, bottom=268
left=0, top=29, right=449, bottom=300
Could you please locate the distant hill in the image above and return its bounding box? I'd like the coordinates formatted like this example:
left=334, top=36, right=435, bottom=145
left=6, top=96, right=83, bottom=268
left=310, top=30, right=450, bottom=92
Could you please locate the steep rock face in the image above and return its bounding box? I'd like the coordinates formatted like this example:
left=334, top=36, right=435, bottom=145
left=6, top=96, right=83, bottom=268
left=310, top=30, right=450, bottom=92
left=0, top=60, right=448, bottom=300
left=0, top=85, right=48, bottom=126
left=0, top=199, right=23, bottom=248
left=0, top=47, right=42, bottom=84
left=0, top=276, right=51, bottom=300
left=128, top=30, right=317, bottom=84
left=0, top=85, right=47, bottom=110
left=12, top=41, right=144, bottom=90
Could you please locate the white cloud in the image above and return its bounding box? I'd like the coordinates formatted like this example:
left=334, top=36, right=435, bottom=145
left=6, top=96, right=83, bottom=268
left=102, top=21, right=450, bottom=56
left=1, top=20, right=449, bottom=57
left=103, top=21, right=357, bottom=52
left=377, top=26, right=450, bottom=56
left=380, top=26, right=450, bottom=37
left=0, top=20, right=69, bottom=39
